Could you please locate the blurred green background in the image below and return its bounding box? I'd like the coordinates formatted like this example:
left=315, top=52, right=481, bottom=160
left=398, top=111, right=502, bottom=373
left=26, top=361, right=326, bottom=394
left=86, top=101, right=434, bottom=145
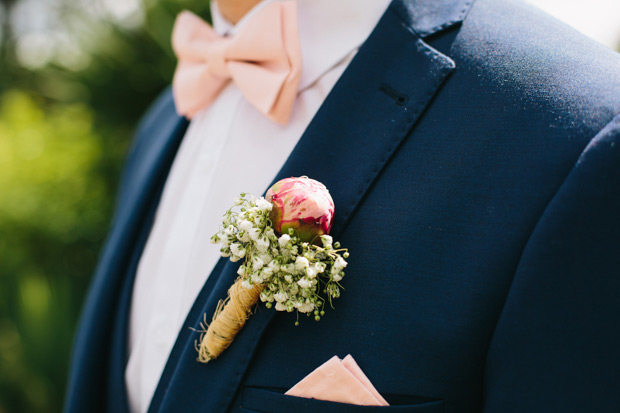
left=0, top=0, right=209, bottom=411
left=0, top=0, right=618, bottom=412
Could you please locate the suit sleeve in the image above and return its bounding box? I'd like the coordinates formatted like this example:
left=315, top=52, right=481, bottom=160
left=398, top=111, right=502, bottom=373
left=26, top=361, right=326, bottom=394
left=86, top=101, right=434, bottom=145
left=483, top=114, right=620, bottom=412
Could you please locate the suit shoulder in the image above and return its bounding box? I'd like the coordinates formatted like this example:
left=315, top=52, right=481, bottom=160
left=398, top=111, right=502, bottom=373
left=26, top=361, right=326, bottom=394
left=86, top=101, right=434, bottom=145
left=451, top=0, right=620, bottom=132
left=125, top=87, right=183, bottom=168
left=114, top=87, right=185, bottom=207
left=134, top=87, right=178, bottom=143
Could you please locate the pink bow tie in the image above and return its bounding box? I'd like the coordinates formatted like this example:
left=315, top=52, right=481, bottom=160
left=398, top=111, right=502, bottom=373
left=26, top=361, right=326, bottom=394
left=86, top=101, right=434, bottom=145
left=171, top=2, right=302, bottom=124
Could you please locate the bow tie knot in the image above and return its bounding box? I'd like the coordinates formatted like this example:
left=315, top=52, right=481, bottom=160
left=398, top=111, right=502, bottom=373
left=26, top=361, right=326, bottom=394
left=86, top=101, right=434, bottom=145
left=171, top=2, right=302, bottom=124
left=205, top=38, right=232, bottom=79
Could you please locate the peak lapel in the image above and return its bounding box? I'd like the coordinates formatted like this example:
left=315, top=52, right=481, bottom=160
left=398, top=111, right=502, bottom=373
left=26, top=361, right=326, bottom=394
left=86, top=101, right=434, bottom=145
left=149, top=1, right=462, bottom=411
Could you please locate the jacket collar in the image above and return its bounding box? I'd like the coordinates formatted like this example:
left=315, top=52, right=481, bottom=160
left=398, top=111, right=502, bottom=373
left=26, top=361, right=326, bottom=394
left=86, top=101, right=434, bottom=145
left=393, top=0, right=474, bottom=38
left=147, top=0, right=470, bottom=411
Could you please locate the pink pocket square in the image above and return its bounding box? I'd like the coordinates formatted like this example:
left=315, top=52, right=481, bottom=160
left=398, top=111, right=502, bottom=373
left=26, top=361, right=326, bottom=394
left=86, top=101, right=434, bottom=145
left=285, top=355, right=389, bottom=406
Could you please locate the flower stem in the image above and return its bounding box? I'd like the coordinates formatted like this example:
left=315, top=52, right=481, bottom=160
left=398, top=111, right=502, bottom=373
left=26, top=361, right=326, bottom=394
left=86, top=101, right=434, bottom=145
left=196, top=280, right=263, bottom=363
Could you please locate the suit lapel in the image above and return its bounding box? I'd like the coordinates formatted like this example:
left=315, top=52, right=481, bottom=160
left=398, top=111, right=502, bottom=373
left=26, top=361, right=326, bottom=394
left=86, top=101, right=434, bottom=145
left=65, top=91, right=188, bottom=413
left=148, top=0, right=465, bottom=411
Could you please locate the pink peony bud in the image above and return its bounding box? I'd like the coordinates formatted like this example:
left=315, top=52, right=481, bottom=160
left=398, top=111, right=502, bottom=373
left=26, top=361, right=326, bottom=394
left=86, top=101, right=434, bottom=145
left=266, top=177, right=334, bottom=243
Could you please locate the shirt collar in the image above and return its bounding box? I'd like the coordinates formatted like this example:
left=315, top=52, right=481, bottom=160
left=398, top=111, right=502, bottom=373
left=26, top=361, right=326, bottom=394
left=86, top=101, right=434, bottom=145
left=211, top=0, right=391, bottom=91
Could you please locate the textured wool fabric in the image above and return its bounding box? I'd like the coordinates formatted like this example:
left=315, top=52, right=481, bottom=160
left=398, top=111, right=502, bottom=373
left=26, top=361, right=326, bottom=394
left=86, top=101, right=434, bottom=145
left=65, top=0, right=620, bottom=412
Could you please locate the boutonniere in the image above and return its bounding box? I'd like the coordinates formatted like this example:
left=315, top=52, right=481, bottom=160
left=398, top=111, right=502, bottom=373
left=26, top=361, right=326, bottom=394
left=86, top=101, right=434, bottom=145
left=197, top=176, right=349, bottom=363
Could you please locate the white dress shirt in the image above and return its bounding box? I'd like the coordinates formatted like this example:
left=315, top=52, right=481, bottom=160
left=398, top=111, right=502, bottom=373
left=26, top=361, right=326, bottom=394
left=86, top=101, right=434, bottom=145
left=125, top=0, right=391, bottom=411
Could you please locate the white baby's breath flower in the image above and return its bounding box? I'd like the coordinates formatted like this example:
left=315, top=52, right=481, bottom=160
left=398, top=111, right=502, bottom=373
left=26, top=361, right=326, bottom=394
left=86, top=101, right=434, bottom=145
left=230, top=243, right=245, bottom=258
left=251, top=273, right=263, bottom=284
left=306, top=267, right=317, bottom=279
left=258, top=253, right=272, bottom=265
left=295, top=256, right=309, bottom=270
left=275, top=302, right=287, bottom=312
left=268, top=260, right=280, bottom=273
left=248, top=228, right=261, bottom=241
left=274, top=292, right=287, bottom=303
left=234, top=196, right=244, bottom=206
left=252, top=256, right=264, bottom=271
left=332, top=273, right=343, bottom=282
left=248, top=206, right=260, bottom=216
left=255, top=237, right=270, bottom=253
left=284, top=274, right=293, bottom=283
left=237, top=265, right=246, bottom=276
left=278, top=234, right=291, bottom=248
left=332, top=256, right=348, bottom=272
left=264, top=228, right=275, bottom=239
left=239, top=219, right=253, bottom=232
left=222, top=227, right=235, bottom=244
left=320, top=235, right=333, bottom=248
left=241, top=280, right=252, bottom=289
left=298, top=302, right=315, bottom=313
left=238, top=219, right=254, bottom=231
left=255, top=197, right=273, bottom=212
left=220, top=236, right=231, bottom=248
left=297, top=277, right=311, bottom=289
left=261, top=266, right=273, bottom=277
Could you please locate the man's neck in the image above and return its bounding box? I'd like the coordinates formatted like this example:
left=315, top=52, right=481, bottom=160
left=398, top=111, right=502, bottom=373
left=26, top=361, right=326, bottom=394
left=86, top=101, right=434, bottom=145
left=216, top=0, right=263, bottom=24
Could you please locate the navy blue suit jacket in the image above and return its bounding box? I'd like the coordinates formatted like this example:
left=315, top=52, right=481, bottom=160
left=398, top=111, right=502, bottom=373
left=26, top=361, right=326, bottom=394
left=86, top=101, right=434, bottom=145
left=66, top=0, right=620, bottom=411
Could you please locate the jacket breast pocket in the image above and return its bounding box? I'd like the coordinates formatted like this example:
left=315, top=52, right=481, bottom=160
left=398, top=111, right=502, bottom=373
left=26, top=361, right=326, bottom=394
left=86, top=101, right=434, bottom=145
left=233, top=387, right=445, bottom=413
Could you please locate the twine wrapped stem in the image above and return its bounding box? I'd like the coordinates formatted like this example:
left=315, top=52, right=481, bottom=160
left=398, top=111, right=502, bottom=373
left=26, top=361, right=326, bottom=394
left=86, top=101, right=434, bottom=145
left=197, top=279, right=263, bottom=363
